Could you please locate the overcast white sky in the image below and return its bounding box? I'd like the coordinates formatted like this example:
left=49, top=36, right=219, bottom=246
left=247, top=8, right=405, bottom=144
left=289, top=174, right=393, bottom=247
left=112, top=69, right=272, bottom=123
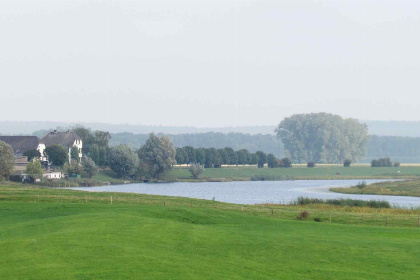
left=0, top=0, right=419, bottom=127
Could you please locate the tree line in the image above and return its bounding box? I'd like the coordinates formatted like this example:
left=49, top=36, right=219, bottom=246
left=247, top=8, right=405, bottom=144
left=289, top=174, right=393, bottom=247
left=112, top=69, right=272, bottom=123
left=33, top=123, right=420, bottom=164
left=175, top=146, right=291, bottom=168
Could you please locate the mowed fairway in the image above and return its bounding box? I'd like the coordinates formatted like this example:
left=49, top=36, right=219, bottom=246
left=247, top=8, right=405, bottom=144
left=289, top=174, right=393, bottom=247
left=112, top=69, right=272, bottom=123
left=1, top=200, right=420, bottom=279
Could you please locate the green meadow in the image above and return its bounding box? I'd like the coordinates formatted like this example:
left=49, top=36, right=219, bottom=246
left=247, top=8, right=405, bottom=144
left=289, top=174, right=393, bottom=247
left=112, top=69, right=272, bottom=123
left=1, top=184, right=420, bottom=279
left=171, top=165, right=420, bottom=181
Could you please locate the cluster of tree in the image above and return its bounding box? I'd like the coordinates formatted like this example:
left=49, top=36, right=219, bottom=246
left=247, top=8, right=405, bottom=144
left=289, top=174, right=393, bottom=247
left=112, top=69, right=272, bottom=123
left=108, top=133, right=176, bottom=180
left=65, top=157, right=99, bottom=178
left=110, top=132, right=284, bottom=157
left=175, top=146, right=291, bottom=169
left=276, top=113, right=369, bottom=164
left=371, top=157, right=400, bottom=167
left=72, top=127, right=111, bottom=167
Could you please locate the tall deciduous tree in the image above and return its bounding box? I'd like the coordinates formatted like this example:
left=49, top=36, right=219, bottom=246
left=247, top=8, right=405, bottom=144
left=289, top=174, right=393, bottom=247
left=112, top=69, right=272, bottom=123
left=138, top=134, right=176, bottom=179
left=26, top=159, right=43, bottom=182
left=255, top=151, right=267, bottom=168
left=108, top=145, right=139, bottom=179
left=90, top=144, right=100, bottom=165
left=82, top=156, right=99, bottom=178
left=45, top=145, right=68, bottom=167
left=0, top=141, right=15, bottom=180
left=276, top=113, right=369, bottom=163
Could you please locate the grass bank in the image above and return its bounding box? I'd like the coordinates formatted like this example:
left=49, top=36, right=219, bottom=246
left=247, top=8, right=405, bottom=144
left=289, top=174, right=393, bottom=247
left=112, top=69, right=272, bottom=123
left=1, top=184, right=420, bottom=279
left=331, top=179, right=420, bottom=197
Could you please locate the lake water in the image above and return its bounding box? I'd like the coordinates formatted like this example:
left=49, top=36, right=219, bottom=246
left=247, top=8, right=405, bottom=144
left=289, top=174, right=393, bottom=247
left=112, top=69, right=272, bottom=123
left=70, top=180, right=420, bottom=208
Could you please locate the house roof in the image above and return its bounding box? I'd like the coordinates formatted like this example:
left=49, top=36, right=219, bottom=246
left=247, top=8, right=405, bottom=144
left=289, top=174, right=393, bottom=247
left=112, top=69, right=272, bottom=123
left=40, top=131, right=82, bottom=148
left=0, top=136, right=40, bottom=155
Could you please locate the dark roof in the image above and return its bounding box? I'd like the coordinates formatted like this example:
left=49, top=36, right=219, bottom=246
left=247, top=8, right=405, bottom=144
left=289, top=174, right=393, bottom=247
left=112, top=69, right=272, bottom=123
left=0, top=136, right=40, bottom=155
left=41, top=131, right=82, bottom=148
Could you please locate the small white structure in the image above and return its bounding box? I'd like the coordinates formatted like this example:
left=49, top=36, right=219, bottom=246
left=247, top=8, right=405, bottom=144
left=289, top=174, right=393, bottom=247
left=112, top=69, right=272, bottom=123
left=43, top=172, right=63, bottom=180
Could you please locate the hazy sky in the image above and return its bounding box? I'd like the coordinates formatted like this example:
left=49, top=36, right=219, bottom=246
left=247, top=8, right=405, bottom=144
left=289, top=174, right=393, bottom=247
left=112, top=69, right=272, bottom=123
left=1, top=0, right=419, bottom=127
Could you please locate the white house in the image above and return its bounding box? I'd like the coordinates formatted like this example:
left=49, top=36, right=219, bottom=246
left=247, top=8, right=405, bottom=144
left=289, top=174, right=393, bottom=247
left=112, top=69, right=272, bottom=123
left=40, top=130, right=83, bottom=164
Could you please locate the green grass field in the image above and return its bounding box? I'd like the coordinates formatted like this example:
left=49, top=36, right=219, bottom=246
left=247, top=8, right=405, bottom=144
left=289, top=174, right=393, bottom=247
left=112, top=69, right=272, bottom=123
left=172, top=165, right=420, bottom=180
left=1, top=184, right=420, bottom=279
left=332, top=179, right=420, bottom=197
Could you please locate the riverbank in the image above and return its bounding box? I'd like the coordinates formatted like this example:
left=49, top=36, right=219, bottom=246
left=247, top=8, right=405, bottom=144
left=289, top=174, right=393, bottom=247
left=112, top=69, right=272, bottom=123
left=172, top=165, right=420, bottom=181
left=331, top=179, right=420, bottom=197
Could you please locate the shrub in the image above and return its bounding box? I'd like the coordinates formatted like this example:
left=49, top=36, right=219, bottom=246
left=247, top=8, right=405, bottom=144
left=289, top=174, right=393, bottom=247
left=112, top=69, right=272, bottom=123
left=343, top=159, right=352, bottom=167
left=307, top=161, right=315, bottom=168
left=393, top=162, right=401, bottom=167
left=281, top=158, right=292, bottom=168
left=356, top=181, right=367, bottom=189
left=297, top=210, right=310, bottom=220
left=189, top=163, right=204, bottom=179
left=371, top=157, right=393, bottom=167
left=267, top=154, right=279, bottom=168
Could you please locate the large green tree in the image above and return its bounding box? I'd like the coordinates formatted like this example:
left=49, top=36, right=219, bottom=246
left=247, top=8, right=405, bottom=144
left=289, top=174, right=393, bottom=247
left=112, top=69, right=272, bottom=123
left=255, top=151, right=267, bottom=168
left=276, top=113, right=369, bottom=163
left=26, top=159, right=43, bottom=182
left=138, top=134, right=176, bottom=179
left=82, top=157, right=99, bottom=178
left=23, top=149, right=41, bottom=161
left=108, top=145, right=139, bottom=179
left=45, top=145, right=68, bottom=167
left=0, top=141, right=15, bottom=180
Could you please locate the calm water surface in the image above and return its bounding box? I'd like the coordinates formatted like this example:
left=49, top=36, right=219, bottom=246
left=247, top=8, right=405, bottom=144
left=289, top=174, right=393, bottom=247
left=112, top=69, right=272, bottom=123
left=70, top=180, right=420, bottom=208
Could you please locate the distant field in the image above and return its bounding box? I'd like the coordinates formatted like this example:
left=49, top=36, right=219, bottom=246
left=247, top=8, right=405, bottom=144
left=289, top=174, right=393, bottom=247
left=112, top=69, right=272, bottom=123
left=172, top=165, right=420, bottom=180
left=1, top=184, right=420, bottom=279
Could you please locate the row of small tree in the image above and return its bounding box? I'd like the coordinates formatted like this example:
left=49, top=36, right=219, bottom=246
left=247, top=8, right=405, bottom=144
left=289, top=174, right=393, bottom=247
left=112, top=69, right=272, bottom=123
left=175, top=147, right=291, bottom=168
left=108, top=133, right=176, bottom=179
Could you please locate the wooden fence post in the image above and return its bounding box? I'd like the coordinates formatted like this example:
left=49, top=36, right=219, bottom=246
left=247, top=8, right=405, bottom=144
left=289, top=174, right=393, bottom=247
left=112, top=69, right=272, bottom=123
left=190, top=201, right=192, bottom=208
left=37, top=195, right=39, bottom=203
left=271, top=208, right=274, bottom=217
left=111, top=196, right=113, bottom=204
left=85, top=195, right=87, bottom=203
left=164, top=201, right=166, bottom=207
left=360, top=216, right=363, bottom=226
left=418, top=217, right=420, bottom=228
left=241, top=206, right=244, bottom=213
left=137, top=198, right=140, bottom=204
left=329, top=214, right=332, bottom=223
left=386, top=217, right=388, bottom=227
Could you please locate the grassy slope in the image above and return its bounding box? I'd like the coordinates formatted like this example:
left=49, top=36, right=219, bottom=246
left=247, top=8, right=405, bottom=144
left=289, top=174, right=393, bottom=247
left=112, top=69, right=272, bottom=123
left=172, top=166, right=420, bottom=180
left=331, top=180, right=420, bottom=197
left=1, top=185, right=420, bottom=279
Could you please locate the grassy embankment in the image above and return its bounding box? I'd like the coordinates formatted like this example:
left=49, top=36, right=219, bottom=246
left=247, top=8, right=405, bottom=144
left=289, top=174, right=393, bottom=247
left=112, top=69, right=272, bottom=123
left=331, top=179, right=420, bottom=197
left=1, top=183, right=420, bottom=279
left=172, top=165, right=420, bottom=181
